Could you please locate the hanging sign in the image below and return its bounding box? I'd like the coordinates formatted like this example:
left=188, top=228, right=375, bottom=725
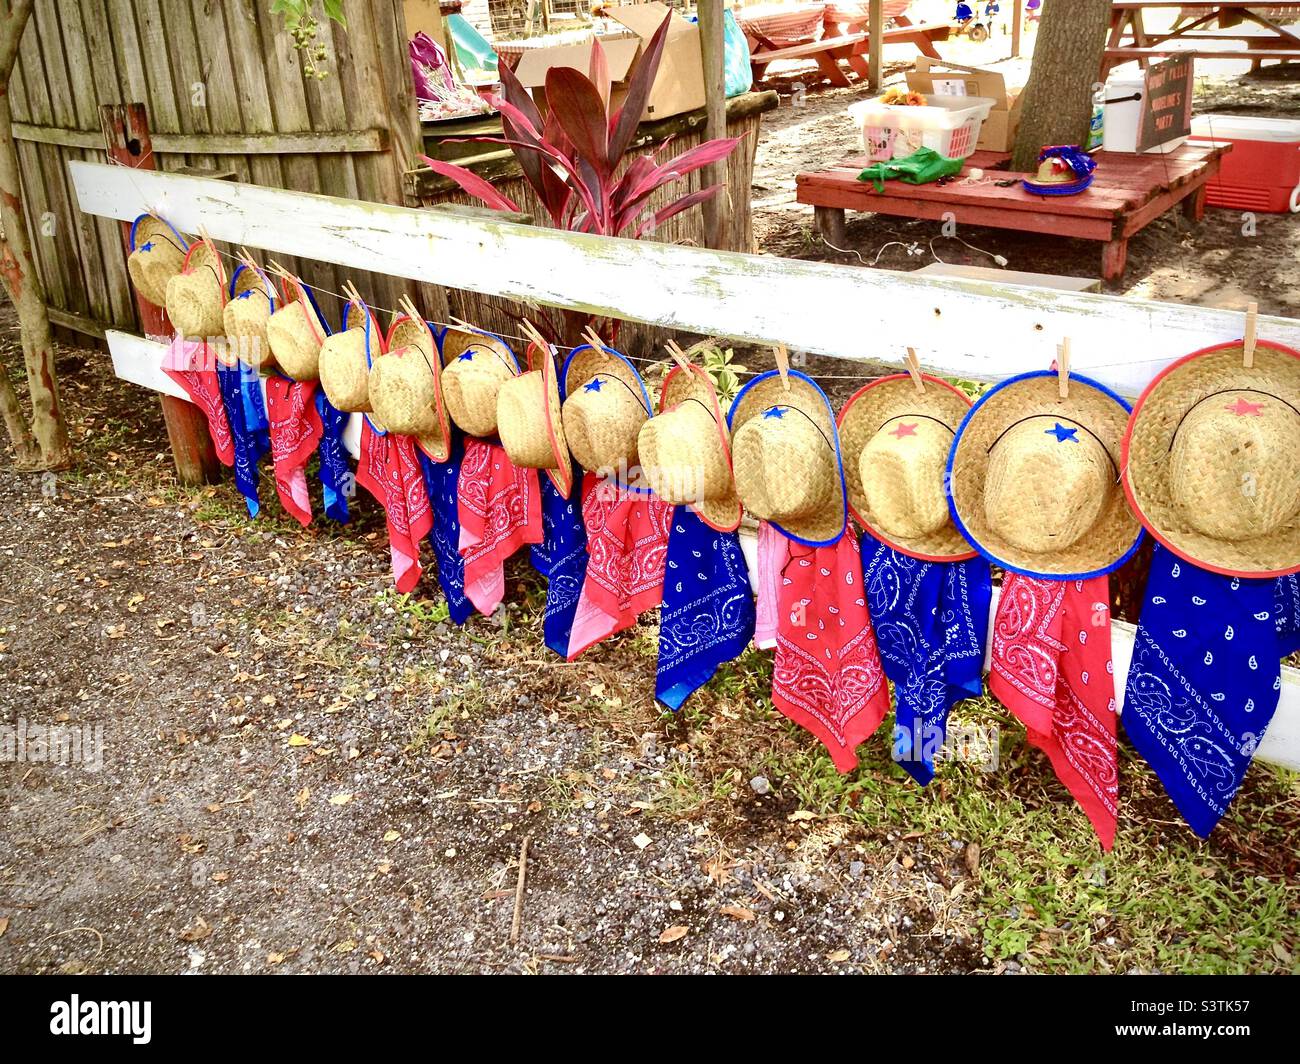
left=1137, top=55, right=1194, bottom=153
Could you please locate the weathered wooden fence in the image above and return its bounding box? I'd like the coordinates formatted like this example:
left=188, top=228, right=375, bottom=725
left=67, top=160, right=1300, bottom=771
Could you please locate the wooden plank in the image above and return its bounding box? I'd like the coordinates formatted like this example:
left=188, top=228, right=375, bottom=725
left=698, top=0, right=729, bottom=249
left=913, top=262, right=1103, bottom=293
left=868, top=0, right=883, bottom=91
left=69, top=160, right=1300, bottom=399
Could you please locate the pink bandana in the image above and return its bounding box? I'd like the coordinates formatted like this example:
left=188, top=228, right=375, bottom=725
left=753, top=520, right=786, bottom=650
left=990, top=573, right=1119, bottom=850
left=567, top=476, right=674, bottom=660
left=264, top=376, right=323, bottom=527
left=355, top=422, right=434, bottom=594
left=162, top=336, right=233, bottom=466
left=457, top=438, right=543, bottom=616
left=764, top=525, right=890, bottom=773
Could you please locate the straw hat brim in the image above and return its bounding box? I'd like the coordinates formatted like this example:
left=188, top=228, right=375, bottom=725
left=527, top=342, right=573, bottom=496
left=659, top=363, right=741, bottom=532
left=440, top=327, right=520, bottom=373
left=838, top=373, right=976, bottom=561
left=562, top=344, right=652, bottom=413
left=948, top=370, right=1142, bottom=579
left=387, top=313, right=452, bottom=463
left=130, top=214, right=189, bottom=255
left=1123, top=339, right=1300, bottom=577
left=728, top=369, right=847, bottom=546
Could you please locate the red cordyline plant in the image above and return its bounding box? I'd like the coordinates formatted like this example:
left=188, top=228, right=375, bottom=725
left=420, top=11, right=741, bottom=344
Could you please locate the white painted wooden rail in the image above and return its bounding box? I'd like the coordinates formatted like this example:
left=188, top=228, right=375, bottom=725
left=73, top=162, right=1300, bottom=771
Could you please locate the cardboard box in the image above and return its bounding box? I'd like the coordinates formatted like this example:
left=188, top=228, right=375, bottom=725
left=907, top=57, right=1023, bottom=153
left=513, top=3, right=705, bottom=123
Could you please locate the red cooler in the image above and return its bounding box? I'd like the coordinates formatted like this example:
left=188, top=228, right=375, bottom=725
left=1189, top=114, right=1300, bottom=214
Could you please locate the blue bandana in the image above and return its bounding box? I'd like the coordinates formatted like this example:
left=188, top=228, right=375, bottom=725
left=418, top=437, right=472, bottom=626
left=1124, top=544, right=1300, bottom=837
left=861, top=533, right=992, bottom=785
left=314, top=390, right=351, bottom=524
left=531, top=477, right=588, bottom=658
left=216, top=362, right=269, bottom=518
left=656, top=507, right=756, bottom=710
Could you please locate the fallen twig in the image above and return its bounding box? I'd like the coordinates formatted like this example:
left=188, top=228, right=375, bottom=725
left=510, top=835, right=531, bottom=945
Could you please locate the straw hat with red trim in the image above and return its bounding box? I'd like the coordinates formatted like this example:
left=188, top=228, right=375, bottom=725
left=561, top=343, right=653, bottom=476
left=165, top=238, right=227, bottom=344
left=637, top=355, right=741, bottom=532
left=1123, top=338, right=1300, bottom=577
left=838, top=369, right=975, bottom=561
left=126, top=214, right=189, bottom=307
left=318, top=292, right=383, bottom=416
left=368, top=305, right=452, bottom=462
left=265, top=270, right=329, bottom=382
left=496, top=328, right=573, bottom=494
left=440, top=325, right=520, bottom=438
left=223, top=262, right=279, bottom=371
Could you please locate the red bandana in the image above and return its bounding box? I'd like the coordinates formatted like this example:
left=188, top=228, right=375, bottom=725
left=989, top=573, right=1119, bottom=850
left=766, top=526, right=890, bottom=773
left=355, top=422, right=434, bottom=594
left=457, top=438, right=542, bottom=616
left=567, top=476, right=673, bottom=660
left=264, top=377, right=323, bottom=527
left=162, top=336, right=233, bottom=466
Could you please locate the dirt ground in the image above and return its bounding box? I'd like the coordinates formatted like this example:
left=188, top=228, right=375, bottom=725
left=2, top=36, right=1299, bottom=975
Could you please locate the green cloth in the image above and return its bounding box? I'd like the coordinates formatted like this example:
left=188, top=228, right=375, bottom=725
left=857, top=148, right=964, bottom=193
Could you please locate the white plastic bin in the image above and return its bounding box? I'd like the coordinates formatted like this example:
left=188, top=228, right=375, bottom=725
left=849, top=94, right=996, bottom=162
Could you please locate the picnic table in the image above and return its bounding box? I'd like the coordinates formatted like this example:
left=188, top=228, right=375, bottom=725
left=1104, top=2, right=1300, bottom=75
left=795, top=143, right=1230, bottom=283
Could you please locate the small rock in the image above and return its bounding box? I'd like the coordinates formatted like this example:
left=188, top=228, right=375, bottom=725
left=749, top=775, right=771, bottom=796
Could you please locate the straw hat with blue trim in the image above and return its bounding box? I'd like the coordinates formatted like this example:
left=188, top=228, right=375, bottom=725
left=947, top=363, right=1142, bottom=579
left=265, top=266, right=329, bottom=382
left=440, top=321, right=520, bottom=438
left=318, top=284, right=383, bottom=418
left=223, top=258, right=279, bottom=370
left=165, top=237, right=227, bottom=344
left=496, top=321, right=573, bottom=494
left=127, top=213, right=190, bottom=307
left=561, top=341, right=653, bottom=476
left=727, top=361, right=848, bottom=547
left=1123, top=336, right=1300, bottom=578
left=368, top=297, right=452, bottom=462
left=838, top=362, right=975, bottom=561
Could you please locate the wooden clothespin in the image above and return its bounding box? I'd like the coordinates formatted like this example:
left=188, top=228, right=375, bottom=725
left=774, top=344, right=791, bottom=392
left=664, top=339, right=692, bottom=372
left=1243, top=301, right=1258, bottom=369
left=520, top=318, right=551, bottom=355
left=341, top=279, right=365, bottom=310
left=905, top=347, right=925, bottom=394
left=265, top=257, right=292, bottom=282
left=581, top=324, right=606, bottom=352
left=447, top=314, right=478, bottom=334
left=196, top=223, right=217, bottom=251
left=398, top=293, right=423, bottom=325
left=1057, top=338, right=1072, bottom=399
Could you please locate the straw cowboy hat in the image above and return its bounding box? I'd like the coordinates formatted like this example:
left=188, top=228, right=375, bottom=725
left=318, top=294, right=383, bottom=417
left=265, top=271, right=329, bottom=382
left=368, top=306, right=453, bottom=462
left=165, top=238, right=227, bottom=344
left=1123, top=338, right=1300, bottom=577
left=497, top=334, right=573, bottom=494
left=223, top=263, right=279, bottom=371
left=838, top=371, right=975, bottom=561
left=637, top=360, right=741, bottom=532
left=126, top=214, right=189, bottom=307
left=440, top=325, right=520, bottom=438
left=948, top=369, right=1142, bottom=579
left=727, top=369, right=848, bottom=546
left=561, top=343, right=653, bottom=476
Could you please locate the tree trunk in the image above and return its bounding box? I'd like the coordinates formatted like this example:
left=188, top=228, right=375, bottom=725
left=1010, top=0, right=1112, bottom=173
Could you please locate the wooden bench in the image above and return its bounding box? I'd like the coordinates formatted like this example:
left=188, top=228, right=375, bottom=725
left=750, top=22, right=951, bottom=87
left=1104, top=1, right=1300, bottom=74
left=795, top=144, right=1230, bottom=283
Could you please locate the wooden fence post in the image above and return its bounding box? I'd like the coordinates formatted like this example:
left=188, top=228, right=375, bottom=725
left=697, top=0, right=730, bottom=250
left=100, top=103, right=220, bottom=487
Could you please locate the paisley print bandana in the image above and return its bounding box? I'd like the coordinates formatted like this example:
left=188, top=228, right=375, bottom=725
left=418, top=438, right=472, bottom=626
left=1123, top=544, right=1300, bottom=838
left=216, top=361, right=270, bottom=519
left=990, top=573, right=1119, bottom=850
left=314, top=390, right=352, bottom=524
left=861, top=534, right=991, bottom=785
left=567, top=476, right=674, bottom=660
left=355, top=422, right=434, bottom=594
left=656, top=507, right=756, bottom=710
left=532, top=476, right=589, bottom=658
left=753, top=520, right=786, bottom=651
left=765, top=526, right=891, bottom=773
left=162, top=336, right=233, bottom=466
left=457, top=438, right=543, bottom=617
left=264, top=376, right=323, bottom=527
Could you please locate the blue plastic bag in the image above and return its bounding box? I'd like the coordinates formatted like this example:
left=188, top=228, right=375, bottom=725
left=687, top=11, right=753, bottom=98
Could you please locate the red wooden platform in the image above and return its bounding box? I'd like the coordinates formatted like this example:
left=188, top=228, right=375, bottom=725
left=795, top=144, right=1229, bottom=282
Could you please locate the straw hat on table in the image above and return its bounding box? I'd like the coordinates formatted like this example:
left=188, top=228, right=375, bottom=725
left=1123, top=337, right=1300, bottom=578
left=496, top=321, right=573, bottom=494
left=318, top=284, right=384, bottom=420
left=368, top=297, right=453, bottom=462
left=223, top=259, right=279, bottom=371
left=838, top=363, right=975, bottom=561
left=561, top=340, right=653, bottom=477
left=727, top=364, right=848, bottom=547
left=126, top=213, right=189, bottom=308
left=440, top=322, right=520, bottom=438
left=636, top=342, right=741, bottom=532
left=948, top=366, right=1142, bottom=579
left=265, top=266, right=329, bottom=382
left=165, top=237, right=227, bottom=346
